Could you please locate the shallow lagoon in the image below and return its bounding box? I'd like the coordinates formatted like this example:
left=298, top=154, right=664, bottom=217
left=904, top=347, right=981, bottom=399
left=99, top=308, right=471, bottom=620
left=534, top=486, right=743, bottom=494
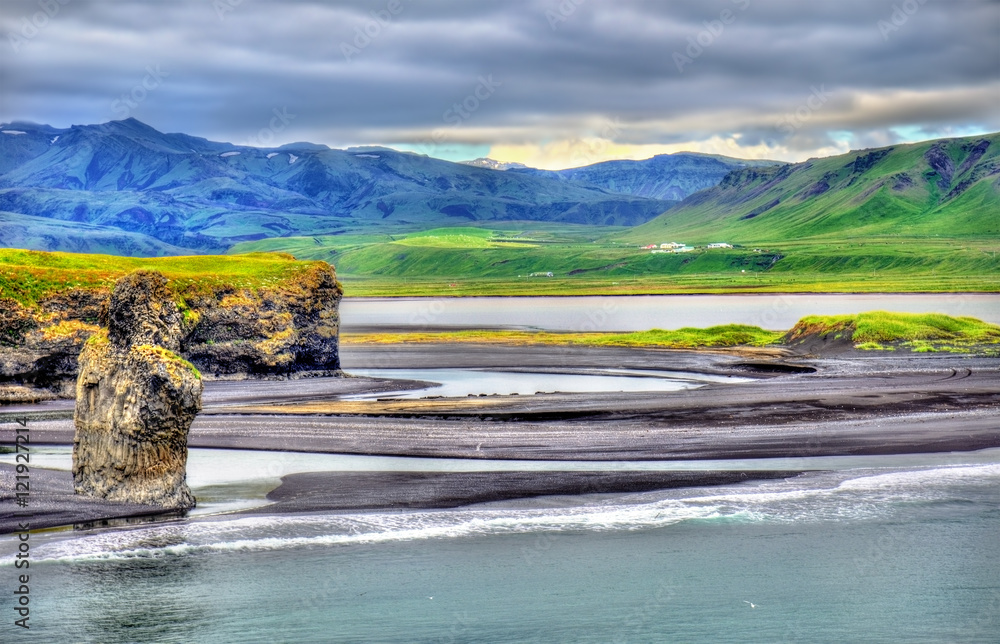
left=344, top=367, right=752, bottom=399
left=342, top=293, right=1000, bottom=332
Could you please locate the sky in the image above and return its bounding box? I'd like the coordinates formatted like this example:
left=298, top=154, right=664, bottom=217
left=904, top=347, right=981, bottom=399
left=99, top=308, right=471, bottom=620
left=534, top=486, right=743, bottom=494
left=1, top=0, right=998, bottom=169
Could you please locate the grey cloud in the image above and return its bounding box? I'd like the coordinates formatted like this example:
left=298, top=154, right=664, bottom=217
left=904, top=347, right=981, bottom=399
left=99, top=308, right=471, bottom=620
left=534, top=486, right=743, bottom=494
left=0, top=0, right=997, bottom=159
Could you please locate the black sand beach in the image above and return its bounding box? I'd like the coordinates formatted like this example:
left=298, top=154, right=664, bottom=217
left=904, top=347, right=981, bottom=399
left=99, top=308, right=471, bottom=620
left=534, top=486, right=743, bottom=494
left=2, top=343, right=998, bottom=533
left=247, top=470, right=803, bottom=514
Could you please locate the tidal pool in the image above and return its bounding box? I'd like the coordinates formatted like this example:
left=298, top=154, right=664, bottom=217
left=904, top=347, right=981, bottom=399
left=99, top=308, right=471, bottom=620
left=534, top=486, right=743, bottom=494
left=344, top=367, right=752, bottom=399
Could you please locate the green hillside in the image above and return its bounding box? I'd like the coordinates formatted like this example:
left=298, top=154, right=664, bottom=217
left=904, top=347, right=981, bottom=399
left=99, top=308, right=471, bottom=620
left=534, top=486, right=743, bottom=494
left=620, top=133, right=1000, bottom=244
left=228, top=224, right=999, bottom=296
left=226, top=133, right=1000, bottom=296
left=0, top=249, right=327, bottom=306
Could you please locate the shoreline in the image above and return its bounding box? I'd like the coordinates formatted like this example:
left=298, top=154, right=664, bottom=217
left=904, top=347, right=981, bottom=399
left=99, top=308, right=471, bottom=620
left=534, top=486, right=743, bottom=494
left=247, top=470, right=804, bottom=515
left=0, top=466, right=805, bottom=533
left=2, top=343, right=998, bottom=534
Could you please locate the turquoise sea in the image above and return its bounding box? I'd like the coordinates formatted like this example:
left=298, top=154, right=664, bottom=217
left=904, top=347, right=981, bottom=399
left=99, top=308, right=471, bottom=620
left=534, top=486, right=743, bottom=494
left=3, top=450, right=999, bottom=643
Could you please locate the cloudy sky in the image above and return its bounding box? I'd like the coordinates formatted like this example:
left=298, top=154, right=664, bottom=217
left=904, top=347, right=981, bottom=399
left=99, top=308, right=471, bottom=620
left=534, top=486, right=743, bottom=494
left=1, top=0, right=998, bottom=168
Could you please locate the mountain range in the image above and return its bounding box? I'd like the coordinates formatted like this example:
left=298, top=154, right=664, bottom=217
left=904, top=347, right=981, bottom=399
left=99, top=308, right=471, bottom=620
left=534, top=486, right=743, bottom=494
left=2, top=119, right=995, bottom=260
left=0, top=119, right=698, bottom=255
left=623, top=132, right=1000, bottom=243
left=505, top=153, right=781, bottom=201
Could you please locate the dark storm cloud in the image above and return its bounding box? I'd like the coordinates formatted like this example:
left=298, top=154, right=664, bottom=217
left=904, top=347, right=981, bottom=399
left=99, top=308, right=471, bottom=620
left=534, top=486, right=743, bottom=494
left=1, top=0, right=997, bottom=161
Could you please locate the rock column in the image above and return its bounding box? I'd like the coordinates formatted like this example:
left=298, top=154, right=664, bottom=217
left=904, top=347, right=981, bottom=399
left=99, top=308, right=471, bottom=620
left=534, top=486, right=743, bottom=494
left=72, top=271, right=201, bottom=509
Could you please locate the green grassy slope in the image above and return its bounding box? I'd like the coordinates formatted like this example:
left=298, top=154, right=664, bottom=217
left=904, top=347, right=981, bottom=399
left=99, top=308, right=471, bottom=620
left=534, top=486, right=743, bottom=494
left=620, top=133, right=1000, bottom=244
left=229, top=223, right=999, bottom=296
left=0, top=211, right=190, bottom=257
left=224, top=134, right=1000, bottom=296
left=0, top=249, right=327, bottom=306
left=231, top=225, right=791, bottom=281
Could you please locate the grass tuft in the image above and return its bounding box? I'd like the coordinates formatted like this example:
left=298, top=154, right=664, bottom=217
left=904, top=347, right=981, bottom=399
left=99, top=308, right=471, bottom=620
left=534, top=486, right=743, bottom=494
left=787, top=311, right=1000, bottom=351
left=576, top=325, right=783, bottom=348
left=135, top=344, right=202, bottom=380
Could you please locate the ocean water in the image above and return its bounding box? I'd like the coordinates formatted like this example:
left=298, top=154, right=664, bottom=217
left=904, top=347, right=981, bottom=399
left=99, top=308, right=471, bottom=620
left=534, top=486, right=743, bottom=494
left=3, top=455, right=998, bottom=643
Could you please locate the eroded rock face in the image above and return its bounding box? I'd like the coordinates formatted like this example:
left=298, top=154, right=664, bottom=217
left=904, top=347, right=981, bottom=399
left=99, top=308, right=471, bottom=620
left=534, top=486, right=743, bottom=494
left=182, top=263, right=343, bottom=377
left=0, top=262, right=342, bottom=401
left=72, top=271, right=201, bottom=509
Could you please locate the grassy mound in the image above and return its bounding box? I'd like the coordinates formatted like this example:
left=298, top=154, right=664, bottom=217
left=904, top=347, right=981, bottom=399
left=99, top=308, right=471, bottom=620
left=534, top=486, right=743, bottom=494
left=0, top=249, right=329, bottom=306
left=576, top=325, right=783, bottom=349
left=785, top=311, right=1000, bottom=352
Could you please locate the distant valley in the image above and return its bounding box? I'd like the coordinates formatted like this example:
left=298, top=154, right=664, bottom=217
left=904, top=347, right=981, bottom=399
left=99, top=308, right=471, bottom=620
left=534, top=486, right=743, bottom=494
left=234, top=133, right=1000, bottom=295
left=0, top=121, right=997, bottom=296
left=0, top=118, right=728, bottom=255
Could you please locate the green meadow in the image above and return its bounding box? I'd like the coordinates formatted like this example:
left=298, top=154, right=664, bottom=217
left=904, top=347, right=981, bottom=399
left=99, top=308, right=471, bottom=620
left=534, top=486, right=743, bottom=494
left=0, top=249, right=325, bottom=306
left=228, top=134, right=1000, bottom=297
left=229, top=224, right=1000, bottom=296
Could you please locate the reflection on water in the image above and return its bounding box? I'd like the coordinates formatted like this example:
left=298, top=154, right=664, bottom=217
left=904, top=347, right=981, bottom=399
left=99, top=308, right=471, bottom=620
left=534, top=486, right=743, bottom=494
left=58, top=543, right=208, bottom=643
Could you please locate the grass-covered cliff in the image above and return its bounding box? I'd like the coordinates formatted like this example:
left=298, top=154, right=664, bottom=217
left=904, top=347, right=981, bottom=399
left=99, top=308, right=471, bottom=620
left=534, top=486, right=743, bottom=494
left=0, top=248, right=330, bottom=306
left=0, top=249, right=343, bottom=400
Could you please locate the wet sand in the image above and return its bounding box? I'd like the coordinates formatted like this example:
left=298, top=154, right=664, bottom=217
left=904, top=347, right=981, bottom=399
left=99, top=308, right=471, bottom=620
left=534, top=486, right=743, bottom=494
left=247, top=470, right=803, bottom=514
left=2, top=343, right=998, bottom=532
left=0, top=464, right=180, bottom=533
left=8, top=344, right=998, bottom=460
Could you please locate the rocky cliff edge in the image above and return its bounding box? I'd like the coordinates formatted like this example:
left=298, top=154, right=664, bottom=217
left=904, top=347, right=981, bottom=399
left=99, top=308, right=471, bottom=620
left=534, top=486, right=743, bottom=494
left=0, top=258, right=342, bottom=402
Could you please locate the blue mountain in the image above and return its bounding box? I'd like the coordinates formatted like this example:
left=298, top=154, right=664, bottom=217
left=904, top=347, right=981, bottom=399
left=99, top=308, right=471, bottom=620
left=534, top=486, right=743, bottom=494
left=0, top=119, right=684, bottom=255
left=508, top=153, right=784, bottom=201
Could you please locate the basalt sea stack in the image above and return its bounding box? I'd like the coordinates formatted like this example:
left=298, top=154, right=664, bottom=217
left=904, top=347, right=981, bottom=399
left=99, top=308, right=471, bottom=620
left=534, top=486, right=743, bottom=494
left=72, top=270, right=201, bottom=509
